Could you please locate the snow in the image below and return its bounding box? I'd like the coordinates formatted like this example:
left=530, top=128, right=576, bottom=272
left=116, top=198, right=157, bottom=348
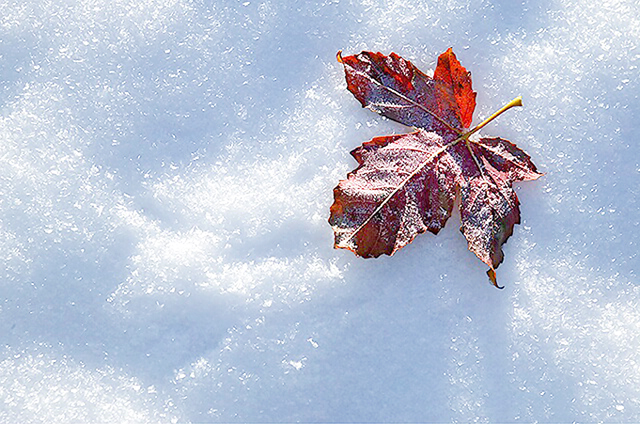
left=1, top=0, right=639, bottom=422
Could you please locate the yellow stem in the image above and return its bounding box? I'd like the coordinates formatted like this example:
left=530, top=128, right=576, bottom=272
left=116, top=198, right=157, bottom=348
left=465, top=96, right=522, bottom=139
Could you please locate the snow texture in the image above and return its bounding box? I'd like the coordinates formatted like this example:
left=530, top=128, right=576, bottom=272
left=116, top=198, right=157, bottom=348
left=0, top=0, right=639, bottom=422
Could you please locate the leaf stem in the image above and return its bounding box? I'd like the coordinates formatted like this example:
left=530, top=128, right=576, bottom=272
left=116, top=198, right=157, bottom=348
left=464, top=96, right=522, bottom=139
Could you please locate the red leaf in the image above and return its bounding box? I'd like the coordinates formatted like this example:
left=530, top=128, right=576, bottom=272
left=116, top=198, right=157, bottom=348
left=330, top=48, right=542, bottom=288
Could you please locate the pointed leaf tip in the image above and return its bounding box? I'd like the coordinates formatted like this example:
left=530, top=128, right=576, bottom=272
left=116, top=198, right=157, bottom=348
left=336, top=50, right=343, bottom=63
left=487, top=269, right=504, bottom=289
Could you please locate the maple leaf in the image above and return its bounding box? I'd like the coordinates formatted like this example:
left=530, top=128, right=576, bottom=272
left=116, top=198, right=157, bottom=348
left=329, top=48, right=542, bottom=288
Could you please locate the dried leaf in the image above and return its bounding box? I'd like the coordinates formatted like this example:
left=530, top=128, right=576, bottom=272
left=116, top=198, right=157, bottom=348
left=330, top=48, right=542, bottom=288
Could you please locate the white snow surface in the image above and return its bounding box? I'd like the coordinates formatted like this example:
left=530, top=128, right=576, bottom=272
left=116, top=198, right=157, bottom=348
left=1, top=0, right=639, bottom=422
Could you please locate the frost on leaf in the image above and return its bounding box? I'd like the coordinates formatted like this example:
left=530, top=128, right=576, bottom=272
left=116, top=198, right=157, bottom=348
left=330, top=48, right=542, bottom=288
